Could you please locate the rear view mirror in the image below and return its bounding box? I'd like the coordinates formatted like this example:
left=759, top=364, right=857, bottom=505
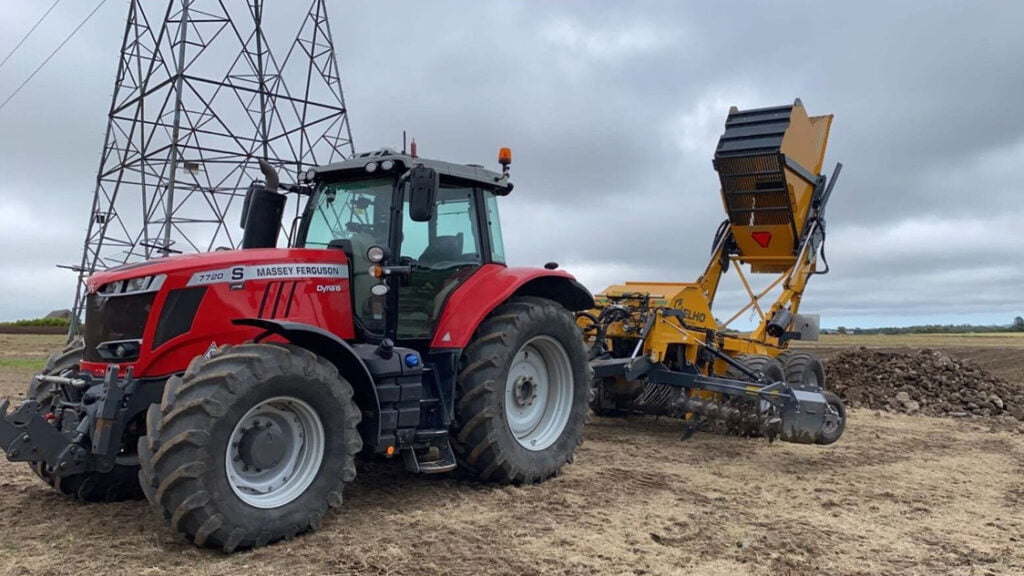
left=407, top=165, right=438, bottom=222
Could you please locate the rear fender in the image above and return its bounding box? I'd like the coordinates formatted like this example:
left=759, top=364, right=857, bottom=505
left=232, top=319, right=382, bottom=450
left=430, top=264, right=594, bottom=349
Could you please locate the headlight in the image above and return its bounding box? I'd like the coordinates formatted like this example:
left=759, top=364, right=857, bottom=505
left=126, top=276, right=148, bottom=292
left=364, top=162, right=378, bottom=173
left=366, top=245, right=387, bottom=263
left=101, top=274, right=165, bottom=295
left=304, top=168, right=317, bottom=182
left=380, top=159, right=395, bottom=171
left=96, top=339, right=142, bottom=361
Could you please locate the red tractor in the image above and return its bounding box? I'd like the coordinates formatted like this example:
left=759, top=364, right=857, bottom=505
left=2, top=149, right=594, bottom=551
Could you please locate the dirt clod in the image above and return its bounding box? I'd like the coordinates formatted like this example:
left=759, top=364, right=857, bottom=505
left=826, top=348, right=1024, bottom=426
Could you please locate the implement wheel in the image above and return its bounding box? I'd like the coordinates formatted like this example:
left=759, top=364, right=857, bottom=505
left=138, top=343, right=361, bottom=552
left=778, top=351, right=845, bottom=444
left=817, top=391, right=846, bottom=445
left=27, top=340, right=144, bottom=502
left=453, top=296, right=592, bottom=483
left=777, top=351, right=826, bottom=391
left=725, top=354, right=784, bottom=383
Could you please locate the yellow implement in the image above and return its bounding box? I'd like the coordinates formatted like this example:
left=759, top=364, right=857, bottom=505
left=583, top=100, right=845, bottom=445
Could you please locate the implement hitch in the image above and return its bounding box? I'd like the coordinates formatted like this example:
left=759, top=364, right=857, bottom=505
left=1, top=365, right=150, bottom=475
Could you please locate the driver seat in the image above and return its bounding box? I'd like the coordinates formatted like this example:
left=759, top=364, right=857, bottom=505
left=417, top=233, right=463, bottom=264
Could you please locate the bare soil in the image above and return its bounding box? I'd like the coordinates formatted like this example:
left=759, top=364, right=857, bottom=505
left=1, top=334, right=1023, bottom=576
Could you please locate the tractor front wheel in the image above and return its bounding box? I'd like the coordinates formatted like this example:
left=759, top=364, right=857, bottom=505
left=138, top=343, right=361, bottom=552
left=453, top=296, right=592, bottom=484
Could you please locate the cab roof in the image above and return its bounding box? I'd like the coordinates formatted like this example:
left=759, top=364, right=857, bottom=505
left=314, top=148, right=512, bottom=194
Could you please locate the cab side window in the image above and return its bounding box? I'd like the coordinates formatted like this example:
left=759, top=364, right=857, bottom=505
left=400, top=186, right=481, bottom=264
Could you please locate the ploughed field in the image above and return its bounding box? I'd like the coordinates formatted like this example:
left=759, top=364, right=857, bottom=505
left=1, top=333, right=1023, bottom=576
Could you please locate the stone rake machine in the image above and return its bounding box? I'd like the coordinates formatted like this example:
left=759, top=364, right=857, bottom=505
left=581, top=99, right=846, bottom=444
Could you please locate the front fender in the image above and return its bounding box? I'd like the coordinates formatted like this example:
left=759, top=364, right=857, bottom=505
left=232, top=319, right=384, bottom=450
left=430, top=264, right=594, bottom=349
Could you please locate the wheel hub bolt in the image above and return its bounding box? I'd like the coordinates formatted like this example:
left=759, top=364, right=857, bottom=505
left=514, top=376, right=538, bottom=407
left=238, top=423, right=286, bottom=470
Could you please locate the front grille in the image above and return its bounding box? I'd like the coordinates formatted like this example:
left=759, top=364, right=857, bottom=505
left=83, top=292, right=155, bottom=362
left=152, top=287, right=206, bottom=349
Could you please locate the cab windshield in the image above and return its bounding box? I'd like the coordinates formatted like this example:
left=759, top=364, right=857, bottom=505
left=302, top=177, right=394, bottom=249
left=302, top=176, right=395, bottom=335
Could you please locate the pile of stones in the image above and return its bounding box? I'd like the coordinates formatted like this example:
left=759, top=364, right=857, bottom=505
left=824, top=348, right=1024, bottom=423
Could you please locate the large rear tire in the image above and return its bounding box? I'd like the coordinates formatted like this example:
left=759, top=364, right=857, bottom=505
left=453, top=296, right=592, bottom=484
left=27, top=339, right=144, bottom=502
left=137, top=343, right=361, bottom=552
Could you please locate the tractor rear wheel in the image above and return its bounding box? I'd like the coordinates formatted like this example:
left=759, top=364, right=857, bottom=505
left=138, top=343, right=361, bottom=552
left=453, top=296, right=592, bottom=484
left=27, top=339, right=144, bottom=502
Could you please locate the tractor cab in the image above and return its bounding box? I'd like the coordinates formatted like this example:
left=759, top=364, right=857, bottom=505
left=294, top=149, right=510, bottom=346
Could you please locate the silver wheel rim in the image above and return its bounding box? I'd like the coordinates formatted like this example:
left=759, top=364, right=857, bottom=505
left=803, top=369, right=840, bottom=436
left=822, top=400, right=842, bottom=436
left=225, top=396, right=325, bottom=509
left=505, top=335, right=574, bottom=451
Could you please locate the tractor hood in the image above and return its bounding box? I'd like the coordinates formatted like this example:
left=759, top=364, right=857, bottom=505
left=80, top=246, right=356, bottom=378
left=85, top=248, right=348, bottom=293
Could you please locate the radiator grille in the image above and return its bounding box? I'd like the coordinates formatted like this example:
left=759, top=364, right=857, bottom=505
left=82, top=292, right=154, bottom=362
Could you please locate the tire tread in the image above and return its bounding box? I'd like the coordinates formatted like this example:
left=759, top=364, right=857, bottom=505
left=451, top=296, right=593, bottom=484
left=138, top=343, right=361, bottom=551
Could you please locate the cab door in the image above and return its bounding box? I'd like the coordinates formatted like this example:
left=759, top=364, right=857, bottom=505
left=396, top=186, right=485, bottom=341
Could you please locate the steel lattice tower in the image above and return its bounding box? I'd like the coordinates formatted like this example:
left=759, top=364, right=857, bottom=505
left=68, top=0, right=354, bottom=334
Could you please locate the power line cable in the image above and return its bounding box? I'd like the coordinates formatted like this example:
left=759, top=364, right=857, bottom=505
left=0, top=0, right=63, bottom=73
left=0, top=0, right=106, bottom=113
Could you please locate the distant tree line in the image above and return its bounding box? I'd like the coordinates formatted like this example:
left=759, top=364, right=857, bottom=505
left=0, top=317, right=71, bottom=327
left=830, top=316, right=1024, bottom=335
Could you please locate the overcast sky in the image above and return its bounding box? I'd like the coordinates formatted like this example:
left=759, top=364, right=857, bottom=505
left=0, top=1, right=1022, bottom=329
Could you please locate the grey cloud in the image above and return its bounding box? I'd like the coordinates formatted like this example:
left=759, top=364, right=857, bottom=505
left=0, top=0, right=1022, bottom=328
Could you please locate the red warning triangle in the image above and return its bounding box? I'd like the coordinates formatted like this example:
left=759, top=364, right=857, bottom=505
left=751, top=231, right=772, bottom=248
